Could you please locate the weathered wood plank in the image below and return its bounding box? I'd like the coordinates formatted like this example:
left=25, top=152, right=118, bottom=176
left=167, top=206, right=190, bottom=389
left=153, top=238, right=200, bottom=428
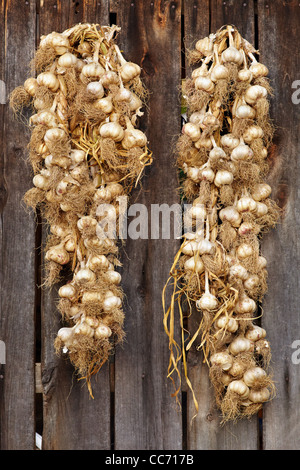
left=0, top=0, right=37, bottom=450
left=113, top=0, right=183, bottom=450
left=184, top=0, right=259, bottom=450
left=257, top=0, right=300, bottom=450
left=38, top=0, right=112, bottom=450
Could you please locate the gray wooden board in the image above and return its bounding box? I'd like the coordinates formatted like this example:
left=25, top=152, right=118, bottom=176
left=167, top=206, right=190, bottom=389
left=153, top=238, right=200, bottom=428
left=0, top=0, right=37, bottom=450
left=113, top=0, right=183, bottom=450
left=258, top=0, right=300, bottom=451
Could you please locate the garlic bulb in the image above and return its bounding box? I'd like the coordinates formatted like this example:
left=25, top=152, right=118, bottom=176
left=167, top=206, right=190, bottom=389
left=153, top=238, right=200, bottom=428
left=236, top=196, right=257, bottom=213
left=94, top=95, right=114, bottom=113
left=195, top=76, right=214, bottom=93
left=245, top=325, right=266, bottom=342
left=229, top=336, right=254, bottom=356
left=214, top=170, right=233, bottom=187
left=229, top=264, right=249, bottom=281
left=236, top=243, right=253, bottom=259
left=182, top=122, right=201, bottom=142
left=234, top=296, right=256, bottom=315
left=74, top=267, right=96, bottom=283
left=210, top=351, right=233, bottom=371
left=231, top=142, right=253, bottom=161
left=86, top=81, right=105, bottom=99
left=45, top=243, right=70, bottom=265
left=120, top=62, right=141, bottom=82
left=243, top=367, right=267, bottom=387
left=251, top=183, right=272, bottom=201
left=221, top=47, right=243, bottom=65
left=99, top=122, right=124, bottom=141
left=184, top=256, right=204, bottom=273
left=24, top=78, right=39, bottom=96
left=220, top=133, right=240, bottom=150
left=211, top=64, right=229, bottom=82
left=81, top=63, right=105, bottom=79
left=196, top=292, right=218, bottom=311
left=58, top=52, right=78, bottom=68
left=95, top=324, right=112, bottom=339
left=195, top=36, right=214, bottom=56
left=215, top=315, right=239, bottom=333
left=227, top=380, right=250, bottom=399
left=37, top=72, right=59, bottom=92
left=235, top=103, right=256, bottom=119
left=244, top=85, right=268, bottom=105
left=58, top=284, right=77, bottom=300
left=249, top=388, right=270, bottom=403
left=219, top=206, right=242, bottom=227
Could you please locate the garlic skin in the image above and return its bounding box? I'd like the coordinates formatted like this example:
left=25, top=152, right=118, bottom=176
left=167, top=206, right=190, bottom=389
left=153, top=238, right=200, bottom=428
left=235, top=296, right=257, bottom=315
left=99, top=122, right=124, bottom=141
left=236, top=196, right=257, bottom=213
left=215, top=315, right=239, bottom=333
left=231, top=143, right=254, bottom=161
left=245, top=325, right=266, bottom=342
left=221, top=47, right=243, bottom=65
left=249, top=62, right=269, bottom=78
left=182, top=122, right=201, bottom=142
left=248, top=387, right=270, bottom=403
left=94, top=324, right=112, bottom=339
left=219, top=206, right=242, bottom=227
left=214, top=170, right=234, bottom=187
left=227, top=380, right=250, bottom=399
left=184, top=256, right=204, bottom=273
left=195, top=76, right=214, bottom=93
left=251, top=183, right=272, bottom=201
left=86, top=81, right=105, bottom=99
left=229, top=336, right=254, bottom=356
left=210, top=352, right=233, bottom=371
left=37, top=72, right=60, bottom=92
left=120, top=62, right=141, bottom=82
left=122, top=129, right=147, bottom=149
left=243, top=367, right=267, bottom=387
left=196, top=292, right=218, bottom=311
left=45, top=244, right=70, bottom=265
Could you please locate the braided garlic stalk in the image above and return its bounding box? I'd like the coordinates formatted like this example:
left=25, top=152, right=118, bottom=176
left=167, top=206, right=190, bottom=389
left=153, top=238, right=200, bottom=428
left=10, top=23, right=152, bottom=394
left=164, top=25, right=279, bottom=422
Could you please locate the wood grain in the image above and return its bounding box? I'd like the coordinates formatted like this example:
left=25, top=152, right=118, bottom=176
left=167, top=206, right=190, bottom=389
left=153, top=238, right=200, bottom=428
left=258, top=0, right=300, bottom=450
left=0, top=0, right=37, bottom=450
left=113, top=0, right=183, bottom=450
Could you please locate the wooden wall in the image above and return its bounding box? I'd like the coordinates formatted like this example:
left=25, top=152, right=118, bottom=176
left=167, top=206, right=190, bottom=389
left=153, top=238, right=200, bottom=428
left=0, top=0, right=299, bottom=450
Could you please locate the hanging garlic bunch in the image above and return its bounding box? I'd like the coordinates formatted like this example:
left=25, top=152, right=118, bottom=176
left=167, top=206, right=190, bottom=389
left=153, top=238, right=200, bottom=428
left=10, top=23, right=152, bottom=395
left=164, top=25, right=279, bottom=422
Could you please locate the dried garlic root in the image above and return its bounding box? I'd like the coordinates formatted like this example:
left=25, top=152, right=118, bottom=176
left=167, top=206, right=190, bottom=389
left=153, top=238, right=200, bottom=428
left=164, top=25, right=280, bottom=423
left=10, top=23, right=152, bottom=395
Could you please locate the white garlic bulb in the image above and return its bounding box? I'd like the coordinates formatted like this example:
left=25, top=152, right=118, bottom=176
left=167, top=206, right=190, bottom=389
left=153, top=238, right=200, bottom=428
left=182, top=122, right=201, bottom=142
left=245, top=325, right=266, bottom=342
left=99, top=122, right=124, bottom=141
left=196, top=292, right=218, bottom=311
left=229, top=336, right=254, bottom=356
left=214, top=170, right=234, bottom=187
left=248, top=387, right=270, bottom=403
left=227, top=380, right=250, bottom=399
left=210, top=351, right=233, bottom=371
left=243, top=367, right=267, bottom=387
